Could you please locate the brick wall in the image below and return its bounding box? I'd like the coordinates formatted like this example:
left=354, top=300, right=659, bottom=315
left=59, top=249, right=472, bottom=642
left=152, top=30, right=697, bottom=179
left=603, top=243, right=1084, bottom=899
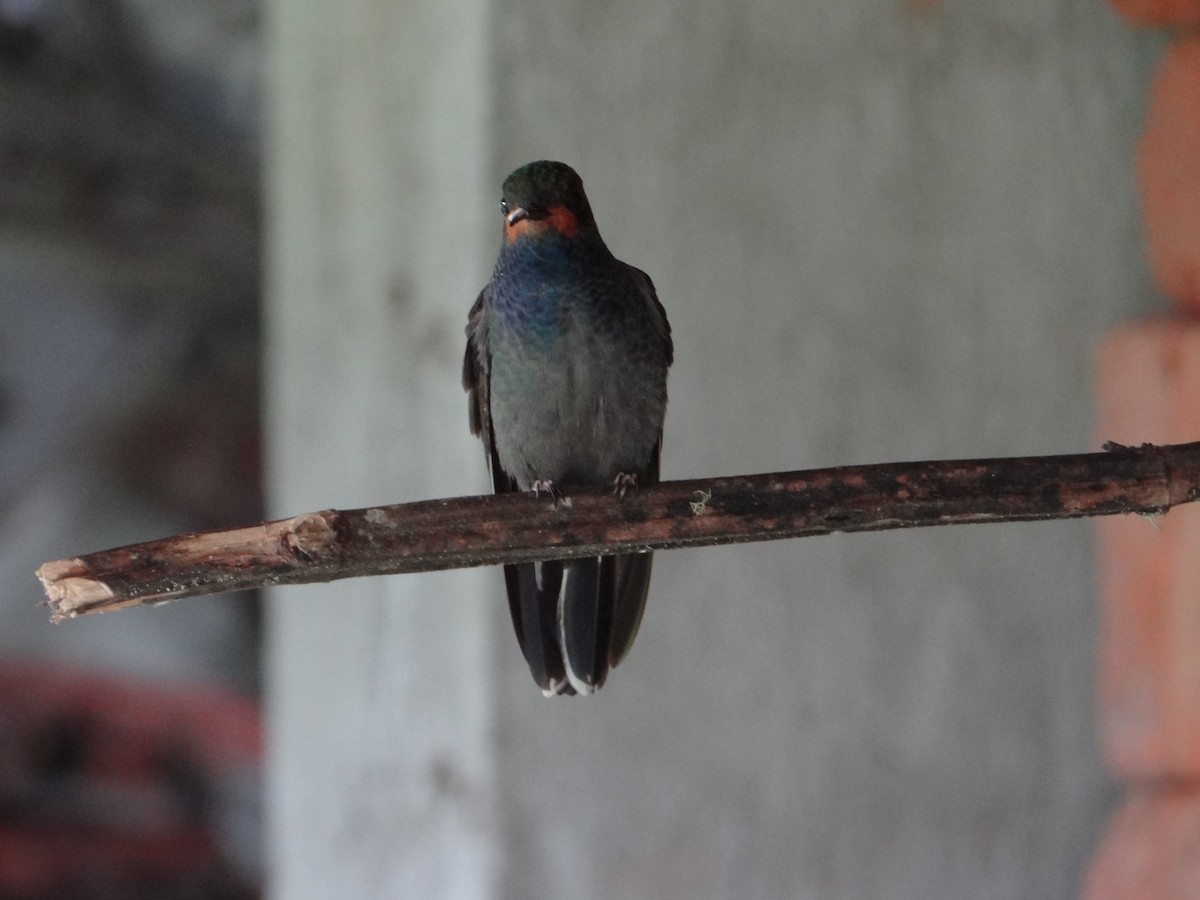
left=1086, top=11, right=1200, bottom=899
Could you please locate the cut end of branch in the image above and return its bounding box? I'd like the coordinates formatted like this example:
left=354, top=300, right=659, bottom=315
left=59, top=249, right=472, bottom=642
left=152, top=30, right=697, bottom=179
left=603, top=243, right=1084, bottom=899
left=36, top=512, right=340, bottom=621
left=38, top=559, right=117, bottom=623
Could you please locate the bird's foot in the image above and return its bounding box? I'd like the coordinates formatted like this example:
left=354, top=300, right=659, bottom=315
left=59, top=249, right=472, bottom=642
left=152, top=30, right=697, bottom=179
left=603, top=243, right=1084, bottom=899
left=613, top=472, right=639, bottom=498
left=531, top=479, right=559, bottom=499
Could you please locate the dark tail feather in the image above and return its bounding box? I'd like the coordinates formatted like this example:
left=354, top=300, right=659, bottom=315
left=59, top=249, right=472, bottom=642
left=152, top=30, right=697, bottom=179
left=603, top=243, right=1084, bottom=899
left=506, top=553, right=653, bottom=696
left=506, top=562, right=572, bottom=696
left=560, top=557, right=614, bottom=694
left=609, top=552, right=653, bottom=668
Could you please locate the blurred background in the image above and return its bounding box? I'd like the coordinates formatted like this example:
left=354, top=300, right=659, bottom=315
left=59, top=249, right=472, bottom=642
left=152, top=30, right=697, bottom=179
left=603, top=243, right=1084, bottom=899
left=0, top=0, right=1167, bottom=898
left=0, top=1, right=261, bottom=896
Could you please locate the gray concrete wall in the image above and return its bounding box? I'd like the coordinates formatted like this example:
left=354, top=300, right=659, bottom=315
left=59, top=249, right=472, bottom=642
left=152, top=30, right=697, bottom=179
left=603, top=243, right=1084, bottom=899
left=266, top=1, right=1160, bottom=897
left=264, top=1, right=498, bottom=896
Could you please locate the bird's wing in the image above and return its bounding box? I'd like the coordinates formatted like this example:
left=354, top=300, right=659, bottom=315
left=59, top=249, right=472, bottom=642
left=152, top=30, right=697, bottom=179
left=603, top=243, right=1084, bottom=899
left=463, top=288, right=516, bottom=496
left=595, top=265, right=671, bottom=676
left=464, top=287, right=571, bottom=693
left=625, top=263, right=674, bottom=370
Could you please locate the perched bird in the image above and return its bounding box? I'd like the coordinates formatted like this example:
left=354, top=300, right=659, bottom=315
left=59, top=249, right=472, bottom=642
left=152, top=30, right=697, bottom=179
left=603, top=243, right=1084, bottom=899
left=462, top=161, right=673, bottom=696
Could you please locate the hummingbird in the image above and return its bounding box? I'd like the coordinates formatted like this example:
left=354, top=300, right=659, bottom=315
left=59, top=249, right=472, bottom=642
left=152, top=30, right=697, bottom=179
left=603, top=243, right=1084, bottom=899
left=462, top=160, right=673, bottom=696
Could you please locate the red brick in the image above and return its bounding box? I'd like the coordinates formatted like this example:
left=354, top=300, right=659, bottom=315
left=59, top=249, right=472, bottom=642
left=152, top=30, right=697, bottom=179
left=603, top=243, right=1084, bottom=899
left=1083, top=788, right=1200, bottom=900
left=1109, top=0, right=1200, bottom=26
left=1095, top=320, right=1200, bottom=778
left=1138, top=37, right=1200, bottom=312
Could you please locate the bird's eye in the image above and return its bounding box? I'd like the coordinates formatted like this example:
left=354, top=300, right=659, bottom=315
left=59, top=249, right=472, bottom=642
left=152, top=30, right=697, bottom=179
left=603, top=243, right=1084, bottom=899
left=500, top=199, right=509, bottom=215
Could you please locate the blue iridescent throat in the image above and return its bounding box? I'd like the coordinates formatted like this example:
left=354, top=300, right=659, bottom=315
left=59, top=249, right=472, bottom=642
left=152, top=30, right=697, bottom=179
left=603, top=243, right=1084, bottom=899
left=489, top=232, right=611, bottom=341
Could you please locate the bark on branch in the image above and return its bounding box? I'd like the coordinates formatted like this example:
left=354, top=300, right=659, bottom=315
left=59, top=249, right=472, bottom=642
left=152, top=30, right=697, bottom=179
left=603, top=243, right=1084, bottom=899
left=37, top=441, right=1200, bottom=622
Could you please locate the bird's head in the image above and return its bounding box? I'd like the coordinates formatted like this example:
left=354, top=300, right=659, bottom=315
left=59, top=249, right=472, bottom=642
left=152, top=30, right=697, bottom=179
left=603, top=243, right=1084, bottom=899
left=499, top=161, right=598, bottom=244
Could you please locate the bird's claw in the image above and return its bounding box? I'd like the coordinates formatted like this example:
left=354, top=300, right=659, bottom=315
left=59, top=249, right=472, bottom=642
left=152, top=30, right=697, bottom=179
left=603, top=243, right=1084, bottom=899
left=613, top=472, right=638, bottom=498
left=531, top=479, right=558, bottom=499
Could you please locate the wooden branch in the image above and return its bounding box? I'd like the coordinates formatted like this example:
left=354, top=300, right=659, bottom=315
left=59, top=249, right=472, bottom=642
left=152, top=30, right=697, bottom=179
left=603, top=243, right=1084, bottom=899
left=38, top=441, right=1200, bottom=622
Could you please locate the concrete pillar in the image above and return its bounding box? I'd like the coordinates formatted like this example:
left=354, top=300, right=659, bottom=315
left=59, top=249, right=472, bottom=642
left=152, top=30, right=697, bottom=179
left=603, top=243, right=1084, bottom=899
left=264, top=0, right=496, bottom=896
